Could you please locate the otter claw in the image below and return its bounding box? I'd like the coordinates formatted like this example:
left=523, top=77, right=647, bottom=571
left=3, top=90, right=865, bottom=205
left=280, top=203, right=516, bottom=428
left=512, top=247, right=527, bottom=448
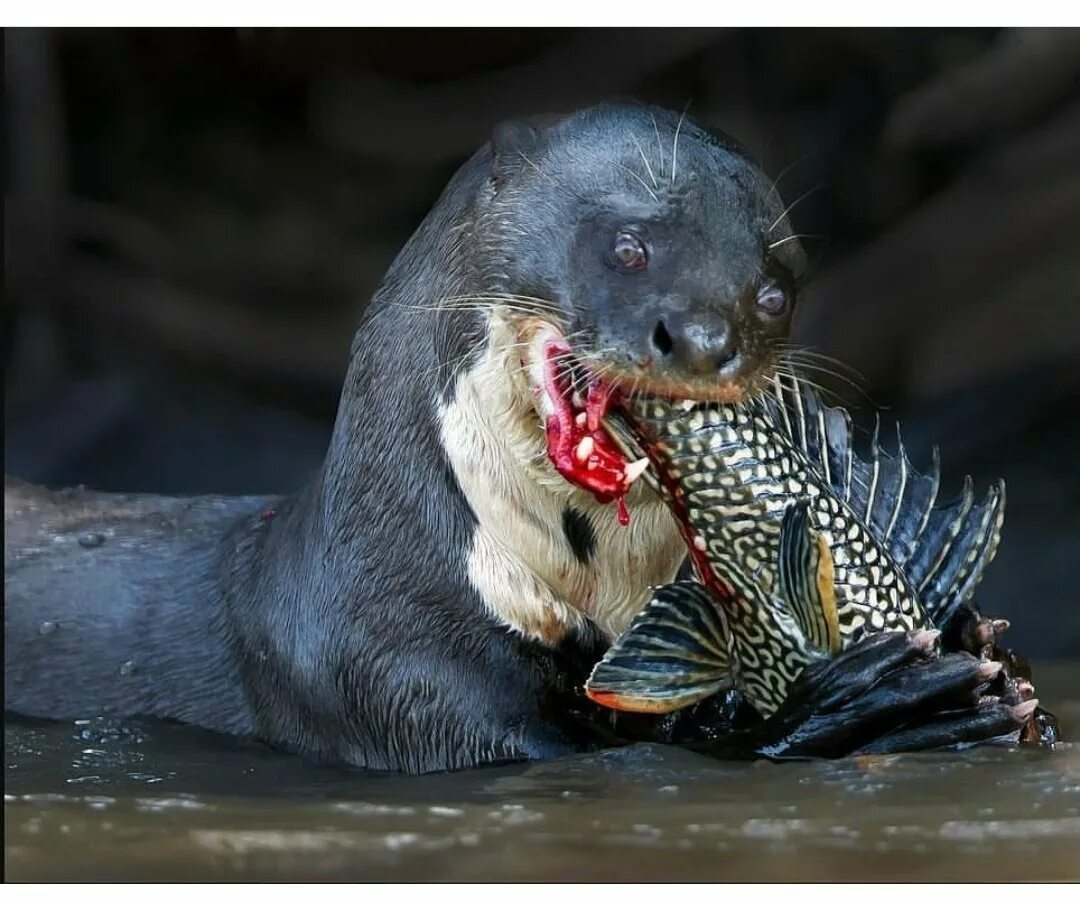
left=1010, top=699, right=1039, bottom=723
left=972, top=617, right=1003, bottom=651
left=941, top=601, right=1014, bottom=660
left=910, top=628, right=941, bottom=653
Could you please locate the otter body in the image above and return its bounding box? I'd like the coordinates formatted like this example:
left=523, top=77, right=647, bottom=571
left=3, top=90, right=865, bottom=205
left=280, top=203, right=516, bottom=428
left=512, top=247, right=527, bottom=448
left=6, top=109, right=691, bottom=770
left=5, top=104, right=1036, bottom=771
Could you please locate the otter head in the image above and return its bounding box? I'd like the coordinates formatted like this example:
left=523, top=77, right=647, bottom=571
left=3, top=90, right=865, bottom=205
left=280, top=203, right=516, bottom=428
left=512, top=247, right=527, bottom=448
left=474, top=103, right=807, bottom=522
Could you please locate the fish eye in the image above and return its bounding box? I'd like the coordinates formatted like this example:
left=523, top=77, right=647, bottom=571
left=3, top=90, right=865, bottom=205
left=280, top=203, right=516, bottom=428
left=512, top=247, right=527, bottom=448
left=611, top=230, right=648, bottom=272
left=755, top=281, right=789, bottom=317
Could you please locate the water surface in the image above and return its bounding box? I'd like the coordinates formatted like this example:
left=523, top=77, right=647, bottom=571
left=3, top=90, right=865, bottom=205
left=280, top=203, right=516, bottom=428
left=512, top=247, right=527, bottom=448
left=6, top=664, right=1078, bottom=882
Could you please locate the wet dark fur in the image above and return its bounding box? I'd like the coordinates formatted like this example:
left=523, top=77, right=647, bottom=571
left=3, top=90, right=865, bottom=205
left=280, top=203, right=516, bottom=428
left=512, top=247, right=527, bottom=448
left=5, top=104, right=1037, bottom=771
left=4, top=132, right=627, bottom=772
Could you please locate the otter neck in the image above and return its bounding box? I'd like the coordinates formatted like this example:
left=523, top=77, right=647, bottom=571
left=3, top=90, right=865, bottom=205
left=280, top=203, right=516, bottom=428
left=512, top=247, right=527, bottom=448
left=295, top=149, right=686, bottom=644
left=437, top=310, right=686, bottom=643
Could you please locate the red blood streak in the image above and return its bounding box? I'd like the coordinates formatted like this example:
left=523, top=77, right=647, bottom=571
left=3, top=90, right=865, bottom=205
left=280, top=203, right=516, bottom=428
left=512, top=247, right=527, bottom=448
left=541, top=339, right=634, bottom=525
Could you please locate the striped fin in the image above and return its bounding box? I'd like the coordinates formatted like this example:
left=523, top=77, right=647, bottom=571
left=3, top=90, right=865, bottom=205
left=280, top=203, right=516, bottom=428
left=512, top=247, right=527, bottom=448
left=777, top=501, right=840, bottom=653
left=864, top=415, right=882, bottom=527
left=770, top=380, right=960, bottom=569
left=585, top=581, right=733, bottom=713
left=907, top=479, right=1006, bottom=624
left=767, top=380, right=1007, bottom=619
left=863, top=418, right=928, bottom=556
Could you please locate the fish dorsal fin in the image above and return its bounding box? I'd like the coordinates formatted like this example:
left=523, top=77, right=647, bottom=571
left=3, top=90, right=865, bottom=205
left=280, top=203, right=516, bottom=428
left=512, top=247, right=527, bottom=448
left=777, top=501, right=840, bottom=653
left=585, top=582, right=733, bottom=713
left=769, top=378, right=952, bottom=566
left=767, top=377, right=1006, bottom=622
left=906, top=479, right=1006, bottom=624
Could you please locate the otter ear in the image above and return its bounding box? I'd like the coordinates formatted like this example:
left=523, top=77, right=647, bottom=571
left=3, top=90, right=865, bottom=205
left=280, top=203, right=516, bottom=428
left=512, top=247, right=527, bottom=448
left=491, top=118, right=540, bottom=190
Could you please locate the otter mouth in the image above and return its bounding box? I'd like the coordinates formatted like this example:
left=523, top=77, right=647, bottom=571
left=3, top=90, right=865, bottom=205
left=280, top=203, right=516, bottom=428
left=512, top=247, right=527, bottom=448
left=540, top=338, right=650, bottom=526
left=535, top=333, right=762, bottom=528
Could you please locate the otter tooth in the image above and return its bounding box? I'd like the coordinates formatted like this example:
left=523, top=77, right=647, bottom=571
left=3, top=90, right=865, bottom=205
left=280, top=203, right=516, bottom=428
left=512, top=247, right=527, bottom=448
left=623, top=457, right=651, bottom=486
left=575, top=436, right=595, bottom=463
left=571, top=391, right=585, bottom=409
left=575, top=412, right=588, bottom=429
left=693, top=535, right=708, bottom=552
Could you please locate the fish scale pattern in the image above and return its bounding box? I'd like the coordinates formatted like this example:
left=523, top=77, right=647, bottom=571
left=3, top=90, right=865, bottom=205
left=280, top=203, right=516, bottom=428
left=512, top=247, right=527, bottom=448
left=604, top=378, right=1006, bottom=716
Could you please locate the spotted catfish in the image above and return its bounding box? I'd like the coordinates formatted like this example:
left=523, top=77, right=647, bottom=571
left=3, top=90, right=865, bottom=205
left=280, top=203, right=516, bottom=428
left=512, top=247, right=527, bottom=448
left=586, top=379, right=1006, bottom=718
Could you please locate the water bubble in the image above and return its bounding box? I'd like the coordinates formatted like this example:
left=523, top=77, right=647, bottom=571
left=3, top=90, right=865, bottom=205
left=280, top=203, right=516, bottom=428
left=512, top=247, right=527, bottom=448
left=38, top=621, right=59, bottom=636
left=79, top=532, right=106, bottom=549
left=119, top=660, right=136, bottom=677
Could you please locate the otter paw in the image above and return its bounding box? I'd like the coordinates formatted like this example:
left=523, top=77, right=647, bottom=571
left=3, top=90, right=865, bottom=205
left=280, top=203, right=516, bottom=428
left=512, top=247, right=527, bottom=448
left=941, top=599, right=1011, bottom=659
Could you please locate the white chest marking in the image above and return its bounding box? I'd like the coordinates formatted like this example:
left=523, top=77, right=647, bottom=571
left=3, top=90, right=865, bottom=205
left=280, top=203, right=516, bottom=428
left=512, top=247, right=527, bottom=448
left=437, top=314, right=685, bottom=643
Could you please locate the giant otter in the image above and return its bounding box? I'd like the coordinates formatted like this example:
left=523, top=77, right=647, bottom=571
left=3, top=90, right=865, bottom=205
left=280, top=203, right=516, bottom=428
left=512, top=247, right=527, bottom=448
left=4, top=104, right=1039, bottom=773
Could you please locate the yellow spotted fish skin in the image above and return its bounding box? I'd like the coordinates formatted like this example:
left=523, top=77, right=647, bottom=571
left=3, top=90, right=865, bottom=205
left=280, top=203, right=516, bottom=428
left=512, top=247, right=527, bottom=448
left=594, top=378, right=1006, bottom=718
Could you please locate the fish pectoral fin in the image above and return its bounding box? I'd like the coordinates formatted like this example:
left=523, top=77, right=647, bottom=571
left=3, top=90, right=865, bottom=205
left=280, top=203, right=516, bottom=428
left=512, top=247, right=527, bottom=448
left=585, top=581, right=733, bottom=713
left=778, top=501, right=840, bottom=653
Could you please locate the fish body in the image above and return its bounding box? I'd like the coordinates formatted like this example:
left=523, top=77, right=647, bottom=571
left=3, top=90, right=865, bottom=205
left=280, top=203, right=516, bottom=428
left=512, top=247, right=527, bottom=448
left=587, top=380, right=1006, bottom=718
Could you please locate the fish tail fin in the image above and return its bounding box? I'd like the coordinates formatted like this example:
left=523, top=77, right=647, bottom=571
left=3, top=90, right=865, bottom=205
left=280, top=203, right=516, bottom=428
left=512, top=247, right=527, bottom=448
left=585, top=581, right=733, bottom=713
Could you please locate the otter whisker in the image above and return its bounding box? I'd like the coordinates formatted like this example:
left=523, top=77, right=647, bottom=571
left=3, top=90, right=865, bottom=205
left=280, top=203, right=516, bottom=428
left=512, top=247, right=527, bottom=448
left=630, top=134, right=659, bottom=189
left=650, top=112, right=666, bottom=180
left=780, top=358, right=862, bottom=383
left=764, top=153, right=811, bottom=206
left=438, top=332, right=599, bottom=403
left=401, top=304, right=559, bottom=322
left=441, top=293, right=566, bottom=314
left=767, top=233, right=822, bottom=252
left=456, top=295, right=572, bottom=322
left=407, top=294, right=573, bottom=333
left=771, top=342, right=866, bottom=376
left=576, top=356, right=622, bottom=395
left=429, top=326, right=590, bottom=395
left=465, top=291, right=563, bottom=306
left=670, top=101, right=690, bottom=187
left=779, top=353, right=868, bottom=388
left=772, top=344, right=874, bottom=402
left=563, top=349, right=620, bottom=399
left=771, top=366, right=847, bottom=406
left=779, top=362, right=875, bottom=404
left=518, top=151, right=589, bottom=204
left=767, top=184, right=822, bottom=235
left=615, top=162, right=661, bottom=205
left=397, top=300, right=555, bottom=317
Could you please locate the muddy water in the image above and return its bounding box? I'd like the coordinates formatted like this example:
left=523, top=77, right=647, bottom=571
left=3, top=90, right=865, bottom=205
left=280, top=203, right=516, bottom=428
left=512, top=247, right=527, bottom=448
left=5, top=663, right=1079, bottom=882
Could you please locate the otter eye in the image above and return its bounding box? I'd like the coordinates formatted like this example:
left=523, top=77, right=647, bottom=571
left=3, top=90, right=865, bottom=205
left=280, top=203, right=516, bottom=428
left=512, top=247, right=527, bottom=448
left=756, top=282, right=789, bottom=317
left=611, top=231, right=648, bottom=272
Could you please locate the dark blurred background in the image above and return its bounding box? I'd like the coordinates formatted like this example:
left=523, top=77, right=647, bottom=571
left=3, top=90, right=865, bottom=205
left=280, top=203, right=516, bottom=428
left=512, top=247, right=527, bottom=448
left=4, top=28, right=1079, bottom=657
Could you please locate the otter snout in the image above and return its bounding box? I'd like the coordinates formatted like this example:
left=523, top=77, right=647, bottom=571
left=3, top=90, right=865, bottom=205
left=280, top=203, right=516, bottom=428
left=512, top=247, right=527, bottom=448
left=648, top=313, right=740, bottom=377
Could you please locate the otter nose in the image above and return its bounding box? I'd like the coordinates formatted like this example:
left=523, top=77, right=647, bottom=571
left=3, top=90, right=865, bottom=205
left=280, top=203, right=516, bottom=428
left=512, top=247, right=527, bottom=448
left=649, top=316, right=739, bottom=375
